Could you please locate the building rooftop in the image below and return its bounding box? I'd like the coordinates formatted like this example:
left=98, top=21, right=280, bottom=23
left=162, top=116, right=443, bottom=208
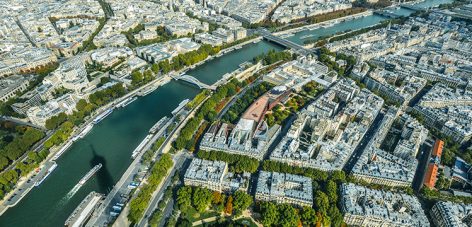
left=341, top=183, right=429, bottom=226
left=184, top=158, right=227, bottom=184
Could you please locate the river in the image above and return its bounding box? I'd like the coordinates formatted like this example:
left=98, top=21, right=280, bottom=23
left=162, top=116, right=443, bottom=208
left=0, top=0, right=452, bottom=226
left=0, top=41, right=281, bottom=227
left=287, top=0, right=452, bottom=45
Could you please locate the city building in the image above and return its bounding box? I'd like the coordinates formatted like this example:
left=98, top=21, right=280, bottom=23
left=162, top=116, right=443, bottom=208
left=413, top=84, right=472, bottom=144
left=201, top=86, right=286, bottom=160
left=27, top=94, right=77, bottom=126
left=272, top=0, right=352, bottom=23
left=184, top=158, right=228, bottom=192
left=0, top=48, right=57, bottom=77
left=255, top=171, right=313, bottom=207
left=424, top=139, right=444, bottom=189
left=430, top=201, right=472, bottom=227
left=270, top=79, right=383, bottom=171
left=135, top=38, right=200, bottom=63
left=352, top=114, right=427, bottom=187
left=44, top=54, right=93, bottom=96
left=206, top=0, right=283, bottom=24
left=450, top=157, right=472, bottom=190
left=183, top=158, right=249, bottom=192
left=263, top=56, right=336, bottom=89
left=0, top=74, right=31, bottom=102
left=340, top=183, right=429, bottom=227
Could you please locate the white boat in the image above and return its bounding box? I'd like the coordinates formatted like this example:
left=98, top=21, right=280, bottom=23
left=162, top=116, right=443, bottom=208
left=92, top=108, right=113, bottom=124
left=131, top=135, right=153, bottom=159
left=171, top=99, right=190, bottom=116
left=140, top=87, right=157, bottom=97
left=78, top=124, right=93, bottom=138
left=121, top=97, right=137, bottom=107
left=52, top=140, right=73, bottom=161
left=149, top=116, right=169, bottom=134
left=35, top=163, right=58, bottom=187
left=300, top=34, right=314, bottom=39
left=116, top=96, right=137, bottom=108
left=79, top=164, right=102, bottom=185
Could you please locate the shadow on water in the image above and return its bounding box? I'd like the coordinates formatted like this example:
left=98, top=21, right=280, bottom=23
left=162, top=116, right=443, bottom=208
left=88, top=144, right=114, bottom=193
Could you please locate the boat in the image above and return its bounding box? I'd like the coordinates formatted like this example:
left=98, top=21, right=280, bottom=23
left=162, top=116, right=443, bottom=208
left=115, top=96, right=137, bottom=108
left=171, top=99, right=190, bottom=116
left=79, top=163, right=102, bottom=186
left=300, top=34, right=314, bottom=39
left=92, top=108, right=113, bottom=124
left=64, top=191, right=104, bottom=226
left=149, top=116, right=169, bottom=134
left=52, top=140, right=73, bottom=160
left=279, top=33, right=294, bottom=38
left=78, top=124, right=93, bottom=138
left=34, top=163, right=58, bottom=187
left=131, top=135, right=153, bottom=159
left=121, top=97, right=137, bottom=107
left=139, top=86, right=157, bottom=97
left=71, top=135, right=79, bottom=142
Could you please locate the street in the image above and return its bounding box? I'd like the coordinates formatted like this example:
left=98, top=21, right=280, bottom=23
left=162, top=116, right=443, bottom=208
left=343, top=112, right=385, bottom=173
left=137, top=152, right=190, bottom=227
left=86, top=117, right=173, bottom=227
left=412, top=139, right=434, bottom=192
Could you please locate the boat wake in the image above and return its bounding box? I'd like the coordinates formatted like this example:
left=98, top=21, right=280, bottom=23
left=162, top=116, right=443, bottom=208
left=66, top=184, right=81, bottom=199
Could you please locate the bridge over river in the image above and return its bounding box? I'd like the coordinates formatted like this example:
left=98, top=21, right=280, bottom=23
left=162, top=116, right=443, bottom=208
left=257, top=28, right=313, bottom=56
left=173, top=74, right=216, bottom=90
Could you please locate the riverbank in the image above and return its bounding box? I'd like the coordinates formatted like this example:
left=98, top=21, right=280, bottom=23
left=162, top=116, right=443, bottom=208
left=274, top=10, right=374, bottom=36
left=0, top=35, right=269, bottom=219
left=0, top=75, right=172, bottom=216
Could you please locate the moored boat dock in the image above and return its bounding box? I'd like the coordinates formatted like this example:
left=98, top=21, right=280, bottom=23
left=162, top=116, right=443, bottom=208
left=65, top=191, right=104, bottom=227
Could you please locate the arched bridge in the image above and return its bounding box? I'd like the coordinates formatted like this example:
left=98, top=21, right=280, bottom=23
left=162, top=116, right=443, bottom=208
left=175, top=74, right=216, bottom=90
left=257, top=28, right=313, bottom=56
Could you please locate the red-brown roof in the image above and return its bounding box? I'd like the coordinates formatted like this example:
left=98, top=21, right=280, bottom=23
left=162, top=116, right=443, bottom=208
left=423, top=163, right=439, bottom=188
left=432, top=139, right=444, bottom=157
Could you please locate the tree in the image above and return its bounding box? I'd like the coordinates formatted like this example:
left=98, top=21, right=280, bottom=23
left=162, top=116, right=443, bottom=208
left=192, top=187, right=212, bottom=212
left=151, top=63, right=160, bottom=74
left=315, top=191, right=330, bottom=215
left=278, top=203, right=300, bottom=227
left=211, top=191, right=224, bottom=205
left=232, top=191, right=252, bottom=212
left=330, top=170, right=346, bottom=183
left=225, top=195, right=233, bottom=215
left=159, top=60, right=172, bottom=74
left=328, top=206, right=343, bottom=227
left=177, top=186, right=192, bottom=211
left=301, top=206, right=317, bottom=226
left=326, top=180, right=338, bottom=204
left=131, top=70, right=143, bottom=85
left=260, top=202, right=278, bottom=226
left=45, top=112, right=68, bottom=130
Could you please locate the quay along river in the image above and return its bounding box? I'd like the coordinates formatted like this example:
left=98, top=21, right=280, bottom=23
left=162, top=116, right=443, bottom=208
left=286, top=0, right=453, bottom=45
left=0, top=41, right=282, bottom=227
left=0, top=0, right=451, bottom=226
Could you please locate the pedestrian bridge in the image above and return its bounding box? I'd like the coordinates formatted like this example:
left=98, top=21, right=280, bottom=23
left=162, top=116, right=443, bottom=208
left=174, top=74, right=216, bottom=90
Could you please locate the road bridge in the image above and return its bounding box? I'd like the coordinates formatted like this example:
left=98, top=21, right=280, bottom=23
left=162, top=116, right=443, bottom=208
left=257, top=28, right=312, bottom=56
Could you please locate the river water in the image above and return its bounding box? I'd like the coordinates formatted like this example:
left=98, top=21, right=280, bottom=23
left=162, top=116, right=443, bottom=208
left=0, top=0, right=452, bottom=226
left=287, top=0, right=452, bottom=45
left=0, top=41, right=281, bottom=227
